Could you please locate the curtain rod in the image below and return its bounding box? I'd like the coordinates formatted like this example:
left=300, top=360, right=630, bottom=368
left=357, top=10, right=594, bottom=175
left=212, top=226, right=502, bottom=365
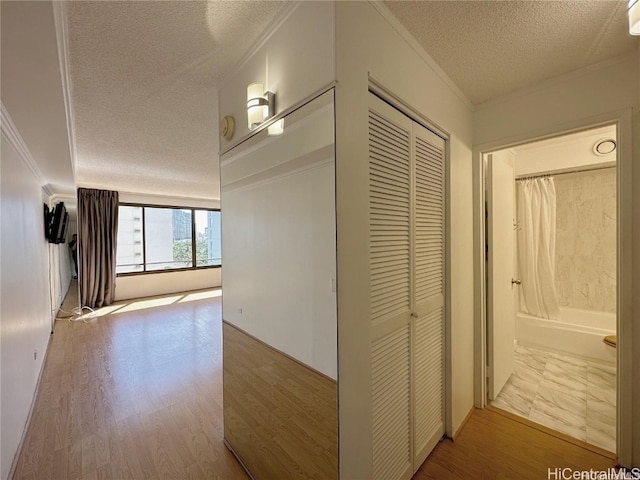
left=516, top=164, right=616, bottom=181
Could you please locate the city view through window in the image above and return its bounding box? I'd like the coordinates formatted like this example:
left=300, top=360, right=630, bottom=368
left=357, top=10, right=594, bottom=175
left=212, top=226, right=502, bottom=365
left=116, top=205, right=221, bottom=274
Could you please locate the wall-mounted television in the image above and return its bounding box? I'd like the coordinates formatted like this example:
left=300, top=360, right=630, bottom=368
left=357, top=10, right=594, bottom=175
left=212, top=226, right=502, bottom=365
left=45, top=202, right=68, bottom=244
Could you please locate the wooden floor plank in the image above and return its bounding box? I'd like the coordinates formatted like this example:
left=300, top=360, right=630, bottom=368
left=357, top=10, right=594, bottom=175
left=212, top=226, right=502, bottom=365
left=11, top=285, right=618, bottom=479
left=414, top=407, right=616, bottom=479
left=11, top=288, right=247, bottom=480
left=222, top=321, right=339, bottom=480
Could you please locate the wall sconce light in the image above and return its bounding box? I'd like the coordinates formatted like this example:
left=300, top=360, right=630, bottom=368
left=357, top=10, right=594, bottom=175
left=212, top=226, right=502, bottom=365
left=268, top=119, right=284, bottom=136
left=630, top=0, right=640, bottom=35
left=247, top=82, right=275, bottom=129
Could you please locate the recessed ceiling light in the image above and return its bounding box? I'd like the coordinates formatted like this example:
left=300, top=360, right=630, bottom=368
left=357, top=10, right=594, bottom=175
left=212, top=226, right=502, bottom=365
left=593, top=139, right=616, bottom=156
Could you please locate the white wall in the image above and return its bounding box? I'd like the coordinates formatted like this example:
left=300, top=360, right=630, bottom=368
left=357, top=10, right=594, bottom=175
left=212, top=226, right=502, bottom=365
left=221, top=97, right=337, bottom=379
left=48, top=206, right=73, bottom=321
left=474, top=54, right=637, bottom=147
left=49, top=240, right=73, bottom=319
left=67, top=220, right=77, bottom=277
left=513, top=125, right=616, bottom=176
left=115, top=267, right=221, bottom=301
left=334, top=3, right=475, bottom=477
left=473, top=52, right=639, bottom=467
left=218, top=1, right=335, bottom=152
left=113, top=192, right=221, bottom=301
left=1, top=133, right=52, bottom=480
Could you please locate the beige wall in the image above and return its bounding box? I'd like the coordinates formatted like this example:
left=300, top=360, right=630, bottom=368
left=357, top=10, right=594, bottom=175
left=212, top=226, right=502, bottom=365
left=555, top=169, right=616, bottom=314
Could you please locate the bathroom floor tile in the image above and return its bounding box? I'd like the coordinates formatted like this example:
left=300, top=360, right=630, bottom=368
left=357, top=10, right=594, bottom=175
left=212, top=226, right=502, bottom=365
left=511, top=362, right=544, bottom=386
left=587, top=382, right=616, bottom=407
left=529, top=385, right=587, bottom=441
left=514, top=345, right=549, bottom=374
left=586, top=426, right=616, bottom=453
left=492, top=345, right=616, bottom=453
left=548, top=351, right=588, bottom=369
left=586, top=392, right=616, bottom=427
left=541, top=358, right=588, bottom=394
left=586, top=389, right=616, bottom=453
left=491, top=374, right=538, bottom=417
left=587, top=363, right=616, bottom=392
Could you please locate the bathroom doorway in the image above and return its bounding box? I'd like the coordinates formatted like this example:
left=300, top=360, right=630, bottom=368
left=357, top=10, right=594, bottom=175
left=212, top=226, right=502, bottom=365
left=484, top=124, right=618, bottom=453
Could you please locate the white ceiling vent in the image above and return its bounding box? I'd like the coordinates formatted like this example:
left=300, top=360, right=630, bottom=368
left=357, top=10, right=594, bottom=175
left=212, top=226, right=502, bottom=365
left=593, top=139, right=617, bottom=156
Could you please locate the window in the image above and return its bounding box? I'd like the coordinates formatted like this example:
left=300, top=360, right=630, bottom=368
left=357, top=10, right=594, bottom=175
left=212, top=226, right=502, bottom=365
left=195, top=210, right=222, bottom=266
left=116, top=204, right=221, bottom=275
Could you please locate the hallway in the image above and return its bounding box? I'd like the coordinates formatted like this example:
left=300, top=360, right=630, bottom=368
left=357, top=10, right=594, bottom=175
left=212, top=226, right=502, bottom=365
left=11, top=288, right=617, bottom=479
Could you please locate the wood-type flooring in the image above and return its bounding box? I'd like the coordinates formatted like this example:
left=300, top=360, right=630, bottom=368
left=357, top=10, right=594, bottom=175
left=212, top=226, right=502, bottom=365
left=11, top=285, right=618, bottom=479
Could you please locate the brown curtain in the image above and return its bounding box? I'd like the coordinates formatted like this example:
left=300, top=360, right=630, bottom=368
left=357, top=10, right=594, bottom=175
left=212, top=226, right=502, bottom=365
left=77, top=188, right=119, bottom=308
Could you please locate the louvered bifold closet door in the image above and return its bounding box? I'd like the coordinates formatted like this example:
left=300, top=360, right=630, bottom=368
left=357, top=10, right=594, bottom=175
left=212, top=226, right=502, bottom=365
left=369, top=94, right=413, bottom=480
left=411, top=124, right=445, bottom=468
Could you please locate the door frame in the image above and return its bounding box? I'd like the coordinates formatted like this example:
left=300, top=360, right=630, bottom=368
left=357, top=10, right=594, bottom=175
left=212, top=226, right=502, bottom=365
left=472, top=108, right=633, bottom=466
left=369, top=78, right=453, bottom=441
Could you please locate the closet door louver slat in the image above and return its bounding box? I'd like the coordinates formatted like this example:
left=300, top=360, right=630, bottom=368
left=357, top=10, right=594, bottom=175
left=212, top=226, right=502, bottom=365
left=368, top=94, right=445, bottom=480
left=372, top=326, right=412, bottom=480
left=413, top=134, right=444, bottom=307
left=368, top=109, right=411, bottom=328
left=413, top=307, right=445, bottom=462
left=369, top=106, right=412, bottom=480
left=412, top=129, right=445, bottom=467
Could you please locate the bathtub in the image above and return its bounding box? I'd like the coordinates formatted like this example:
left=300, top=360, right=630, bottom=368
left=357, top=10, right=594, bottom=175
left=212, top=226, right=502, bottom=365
left=515, top=307, right=616, bottom=364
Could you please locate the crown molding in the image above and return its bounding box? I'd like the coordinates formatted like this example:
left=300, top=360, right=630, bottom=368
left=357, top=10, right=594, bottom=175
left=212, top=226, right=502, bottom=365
left=370, top=1, right=474, bottom=113
left=52, top=1, right=78, bottom=185
left=475, top=52, right=637, bottom=112
left=108, top=189, right=220, bottom=207
left=50, top=193, right=76, bottom=203
left=218, top=1, right=300, bottom=89
left=1, top=103, right=50, bottom=194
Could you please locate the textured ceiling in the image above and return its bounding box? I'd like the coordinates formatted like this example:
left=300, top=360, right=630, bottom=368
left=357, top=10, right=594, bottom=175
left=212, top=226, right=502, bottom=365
left=63, top=1, right=637, bottom=202
left=384, top=0, right=638, bottom=105
left=66, top=1, right=285, bottom=201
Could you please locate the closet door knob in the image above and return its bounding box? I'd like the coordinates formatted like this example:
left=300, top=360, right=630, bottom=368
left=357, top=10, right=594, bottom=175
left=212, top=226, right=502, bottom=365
left=410, top=312, right=418, bottom=318
left=511, top=279, right=521, bottom=285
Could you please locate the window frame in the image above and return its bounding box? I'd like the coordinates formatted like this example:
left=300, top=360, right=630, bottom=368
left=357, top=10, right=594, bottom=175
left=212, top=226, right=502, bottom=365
left=116, top=202, right=221, bottom=277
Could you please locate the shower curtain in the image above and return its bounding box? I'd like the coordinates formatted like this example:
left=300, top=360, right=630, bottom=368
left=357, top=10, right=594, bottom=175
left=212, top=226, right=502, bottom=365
left=516, top=177, right=560, bottom=320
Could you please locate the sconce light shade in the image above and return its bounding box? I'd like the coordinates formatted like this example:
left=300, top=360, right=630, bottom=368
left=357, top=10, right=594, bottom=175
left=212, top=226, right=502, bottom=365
left=247, top=82, right=275, bottom=129
left=268, top=118, right=284, bottom=136
left=630, top=0, right=640, bottom=35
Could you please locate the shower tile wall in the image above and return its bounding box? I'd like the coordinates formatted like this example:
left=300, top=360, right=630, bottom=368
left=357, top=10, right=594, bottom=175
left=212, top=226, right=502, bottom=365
left=554, top=168, right=616, bottom=313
